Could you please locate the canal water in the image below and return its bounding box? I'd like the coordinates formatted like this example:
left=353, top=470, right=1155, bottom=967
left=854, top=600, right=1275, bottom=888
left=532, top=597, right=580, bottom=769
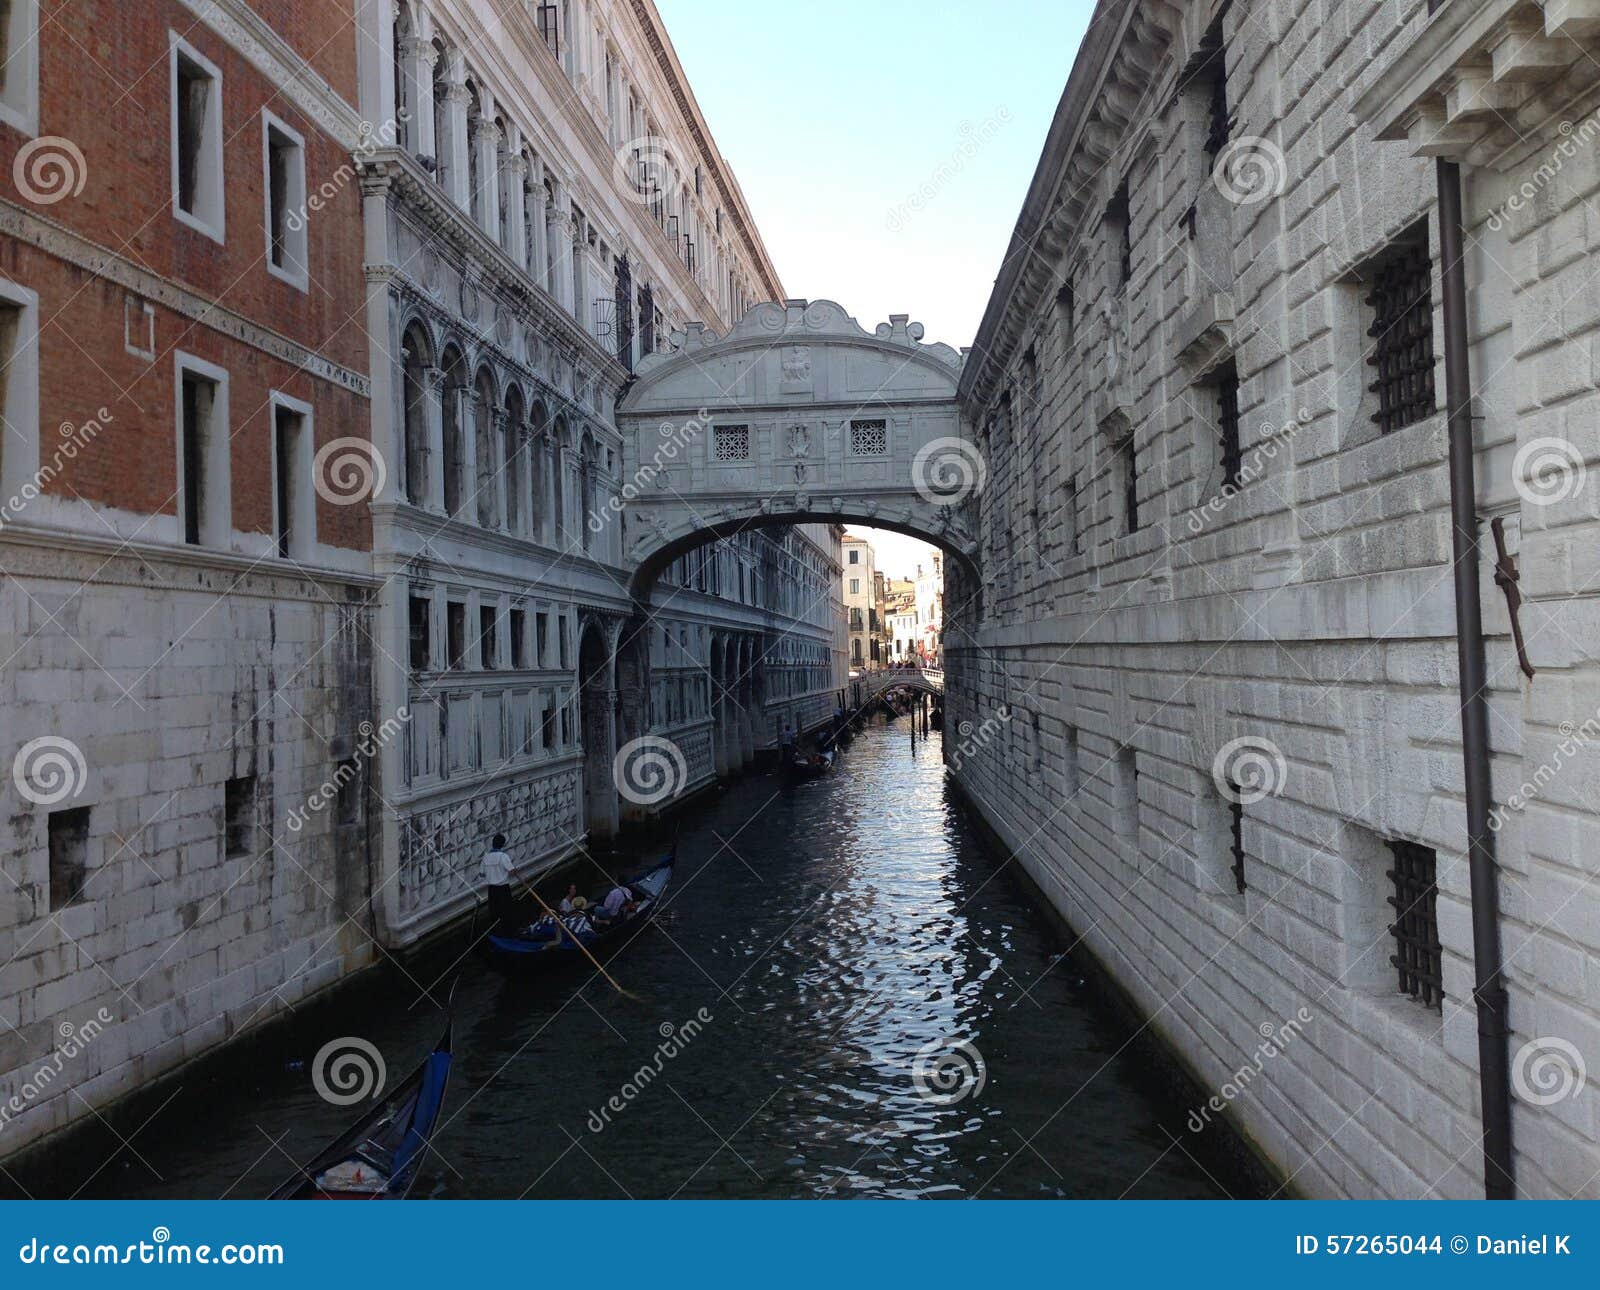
left=9, top=722, right=1239, bottom=1199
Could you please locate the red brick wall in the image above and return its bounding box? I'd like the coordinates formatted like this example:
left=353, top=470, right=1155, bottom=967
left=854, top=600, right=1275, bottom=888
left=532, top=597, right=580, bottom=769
left=1, top=1, right=371, bottom=551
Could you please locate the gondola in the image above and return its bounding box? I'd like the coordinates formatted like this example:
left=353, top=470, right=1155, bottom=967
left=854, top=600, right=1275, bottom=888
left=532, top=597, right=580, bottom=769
left=787, top=747, right=836, bottom=780
left=485, top=846, right=675, bottom=970
left=270, top=1015, right=454, bottom=1200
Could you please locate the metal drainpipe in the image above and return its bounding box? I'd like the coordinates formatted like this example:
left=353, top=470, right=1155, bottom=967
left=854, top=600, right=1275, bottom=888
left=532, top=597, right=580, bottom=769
left=1435, top=155, right=1514, bottom=1199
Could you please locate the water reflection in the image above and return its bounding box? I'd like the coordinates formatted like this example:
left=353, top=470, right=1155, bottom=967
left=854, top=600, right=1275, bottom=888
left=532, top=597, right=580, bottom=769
left=10, top=724, right=1229, bottom=1199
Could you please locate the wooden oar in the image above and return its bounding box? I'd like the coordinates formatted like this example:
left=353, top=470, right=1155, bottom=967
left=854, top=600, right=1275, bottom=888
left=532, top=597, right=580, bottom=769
left=512, top=872, right=641, bottom=1001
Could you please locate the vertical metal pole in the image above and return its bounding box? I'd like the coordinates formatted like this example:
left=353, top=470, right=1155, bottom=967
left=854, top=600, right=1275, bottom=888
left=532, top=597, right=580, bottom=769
left=1437, top=155, right=1514, bottom=1200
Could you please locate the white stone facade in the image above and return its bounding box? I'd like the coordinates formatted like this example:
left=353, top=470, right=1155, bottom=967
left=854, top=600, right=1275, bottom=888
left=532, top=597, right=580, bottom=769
left=948, top=0, right=1600, bottom=1199
left=358, top=0, right=845, bottom=945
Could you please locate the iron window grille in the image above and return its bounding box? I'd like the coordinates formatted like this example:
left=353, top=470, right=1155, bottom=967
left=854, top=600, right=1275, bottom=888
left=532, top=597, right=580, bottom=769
left=714, top=424, right=750, bottom=461
left=1056, top=282, right=1074, bottom=348
left=1200, top=11, right=1231, bottom=157
left=1387, top=840, right=1443, bottom=1008
left=1216, top=362, right=1243, bottom=488
left=1108, top=181, right=1132, bottom=291
left=1228, top=791, right=1246, bottom=893
left=1365, top=236, right=1436, bottom=433
left=1121, top=434, right=1139, bottom=533
left=850, top=420, right=888, bottom=456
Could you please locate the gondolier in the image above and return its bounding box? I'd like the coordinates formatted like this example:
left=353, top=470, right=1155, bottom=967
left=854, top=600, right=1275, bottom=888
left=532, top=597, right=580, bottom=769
left=483, top=834, right=514, bottom=930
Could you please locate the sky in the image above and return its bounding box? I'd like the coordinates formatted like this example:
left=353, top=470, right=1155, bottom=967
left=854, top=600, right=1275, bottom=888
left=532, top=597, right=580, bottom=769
left=654, top=0, right=1095, bottom=583
left=654, top=0, right=1094, bottom=351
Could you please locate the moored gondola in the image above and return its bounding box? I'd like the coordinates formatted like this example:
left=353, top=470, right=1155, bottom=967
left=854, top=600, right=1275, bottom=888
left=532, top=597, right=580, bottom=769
left=270, top=1014, right=454, bottom=1200
left=485, top=846, right=675, bottom=971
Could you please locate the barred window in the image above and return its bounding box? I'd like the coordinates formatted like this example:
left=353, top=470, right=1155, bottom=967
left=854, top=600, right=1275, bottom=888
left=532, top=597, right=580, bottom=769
left=1121, top=434, right=1139, bottom=534
left=1387, top=840, right=1442, bottom=1009
left=1216, top=362, right=1242, bottom=488
left=714, top=424, right=750, bottom=461
left=1365, top=234, right=1435, bottom=434
left=849, top=419, right=887, bottom=456
left=1228, top=792, right=1246, bottom=893
left=1108, top=180, right=1132, bottom=291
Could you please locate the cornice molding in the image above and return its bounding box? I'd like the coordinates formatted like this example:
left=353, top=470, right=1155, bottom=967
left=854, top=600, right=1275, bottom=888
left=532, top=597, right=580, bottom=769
left=960, top=0, right=1187, bottom=413
left=0, top=198, right=370, bottom=395
left=178, top=0, right=366, bottom=147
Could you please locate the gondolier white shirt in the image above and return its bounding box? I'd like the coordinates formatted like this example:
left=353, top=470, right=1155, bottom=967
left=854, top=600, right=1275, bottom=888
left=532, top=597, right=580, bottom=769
left=483, top=849, right=513, bottom=885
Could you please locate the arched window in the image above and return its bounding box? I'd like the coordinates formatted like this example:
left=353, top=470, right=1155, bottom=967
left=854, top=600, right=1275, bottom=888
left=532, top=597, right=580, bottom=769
left=550, top=415, right=569, bottom=547
left=440, top=345, right=467, bottom=515
left=529, top=399, right=548, bottom=543
left=401, top=322, right=432, bottom=507
left=473, top=366, right=497, bottom=527
left=579, top=431, right=598, bottom=554
left=504, top=385, right=525, bottom=534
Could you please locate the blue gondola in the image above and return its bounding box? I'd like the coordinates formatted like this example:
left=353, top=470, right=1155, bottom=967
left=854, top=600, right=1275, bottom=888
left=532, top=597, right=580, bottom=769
left=486, top=849, right=675, bottom=969
left=269, top=1016, right=453, bottom=1200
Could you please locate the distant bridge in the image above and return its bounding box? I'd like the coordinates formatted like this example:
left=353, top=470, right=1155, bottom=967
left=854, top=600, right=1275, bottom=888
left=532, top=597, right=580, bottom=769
left=853, top=666, right=944, bottom=702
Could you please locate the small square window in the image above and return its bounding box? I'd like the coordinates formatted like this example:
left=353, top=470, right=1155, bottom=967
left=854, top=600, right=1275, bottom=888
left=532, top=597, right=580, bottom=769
left=124, top=294, right=156, bottom=361
left=447, top=602, right=466, bottom=669
left=224, top=776, right=256, bottom=858
left=408, top=595, right=432, bottom=671
left=849, top=420, right=887, bottom=456
left=714, top=424, right=750, bottom=461
left=48, top=806, right=90, bottom=910
left=510, top=608, right=528, bottom=668
left=479, top=604, right=498, bottom=669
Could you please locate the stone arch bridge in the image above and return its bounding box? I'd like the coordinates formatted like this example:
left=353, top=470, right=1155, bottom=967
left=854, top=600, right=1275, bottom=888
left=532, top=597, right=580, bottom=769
left=615, top=299, right=980, bottom=597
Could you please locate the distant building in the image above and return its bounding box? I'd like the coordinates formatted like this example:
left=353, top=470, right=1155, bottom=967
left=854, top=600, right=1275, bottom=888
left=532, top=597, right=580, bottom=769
left=914, top=555, right=944, bottom=663
left=842, top=534, right=880, bottom=668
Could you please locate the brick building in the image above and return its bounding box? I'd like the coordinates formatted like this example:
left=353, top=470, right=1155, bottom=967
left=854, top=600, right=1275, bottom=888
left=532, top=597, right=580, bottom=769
left=948, top=0, right=1600, bottom=1198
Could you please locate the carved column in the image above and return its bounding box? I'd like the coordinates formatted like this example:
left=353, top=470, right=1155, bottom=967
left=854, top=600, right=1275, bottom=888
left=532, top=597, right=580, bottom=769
left=455, top=384, right=476, bottom=520
left=442, top=79, right=472, bottom=211
left=399, top=36, right=437, bottom=160
left=472, top=116, right=502, bottom=242
left=490, top=409, right=509, bottom=531
left=547, top=195, right=571, bottom=312
left=504, top=153, right=528, bottom=270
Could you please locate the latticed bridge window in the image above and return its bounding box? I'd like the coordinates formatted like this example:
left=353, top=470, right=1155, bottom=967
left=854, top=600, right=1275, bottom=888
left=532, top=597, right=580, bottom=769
left=1216, top=362, right=1242, bottom=489
left=849, top=419, right=888, bottom=456
left=714, top=424, right=750, bottom=461
left=1387, top=840, right=1442, bottom=1009
left=1365, top=234, right=1435, bottom=434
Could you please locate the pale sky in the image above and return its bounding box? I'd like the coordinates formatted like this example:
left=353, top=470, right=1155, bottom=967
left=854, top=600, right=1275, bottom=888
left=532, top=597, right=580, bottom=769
left=655, top=0, right=1093, bottom=585
left=654, top=0, right=1095, bottom=351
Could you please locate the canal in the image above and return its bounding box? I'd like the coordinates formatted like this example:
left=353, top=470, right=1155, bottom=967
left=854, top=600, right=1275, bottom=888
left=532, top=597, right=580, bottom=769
left=8, top=722, right=1244, bottom=1199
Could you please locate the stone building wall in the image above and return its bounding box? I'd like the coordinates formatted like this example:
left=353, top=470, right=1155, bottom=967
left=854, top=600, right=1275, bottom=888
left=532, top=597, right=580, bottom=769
left=949, top=0, right=1600, bottom=1199
left=0, top=0, right=377, bottom=1155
